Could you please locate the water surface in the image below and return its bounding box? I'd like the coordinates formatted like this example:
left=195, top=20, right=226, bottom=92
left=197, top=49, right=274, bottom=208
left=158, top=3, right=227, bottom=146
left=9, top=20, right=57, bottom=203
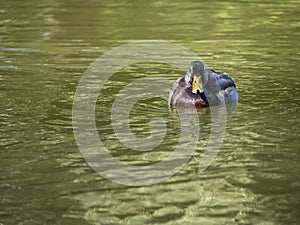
left=1, top=0, right=299, bottom=224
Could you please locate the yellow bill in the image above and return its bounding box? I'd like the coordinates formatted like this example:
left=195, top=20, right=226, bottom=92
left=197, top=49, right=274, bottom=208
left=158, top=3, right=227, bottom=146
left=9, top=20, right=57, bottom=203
left=192, top=75, right=202, bottom=94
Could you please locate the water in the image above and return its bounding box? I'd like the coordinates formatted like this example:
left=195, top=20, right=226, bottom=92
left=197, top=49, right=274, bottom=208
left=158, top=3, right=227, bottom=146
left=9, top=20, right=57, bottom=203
left=1, top=0, right=299, bottom=224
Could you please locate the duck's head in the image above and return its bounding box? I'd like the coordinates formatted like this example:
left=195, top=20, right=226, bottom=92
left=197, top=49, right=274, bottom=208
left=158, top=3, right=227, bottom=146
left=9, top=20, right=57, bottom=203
left=185, top=61, right=205, bottom=94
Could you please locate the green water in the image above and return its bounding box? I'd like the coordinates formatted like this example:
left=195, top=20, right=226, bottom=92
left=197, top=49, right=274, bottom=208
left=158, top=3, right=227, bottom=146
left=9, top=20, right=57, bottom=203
left=1, top=0, right=299, bottom=224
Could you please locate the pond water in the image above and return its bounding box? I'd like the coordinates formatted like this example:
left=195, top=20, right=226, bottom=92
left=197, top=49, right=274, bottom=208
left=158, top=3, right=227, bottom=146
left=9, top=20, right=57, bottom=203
left=1, top=0, right=299, bottom=224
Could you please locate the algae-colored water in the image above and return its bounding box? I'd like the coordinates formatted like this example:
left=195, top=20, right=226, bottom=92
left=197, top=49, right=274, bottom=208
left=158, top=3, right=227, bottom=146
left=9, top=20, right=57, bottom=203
left=1, top=1, right=299, bottom=224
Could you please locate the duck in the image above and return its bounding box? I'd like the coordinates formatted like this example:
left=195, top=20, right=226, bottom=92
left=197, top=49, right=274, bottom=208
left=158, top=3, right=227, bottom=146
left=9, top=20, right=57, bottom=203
left=168, top=61, right=238, bottom=108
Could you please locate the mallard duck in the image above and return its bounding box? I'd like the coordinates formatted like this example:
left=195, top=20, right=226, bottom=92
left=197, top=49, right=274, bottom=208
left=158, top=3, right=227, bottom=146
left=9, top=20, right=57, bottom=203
left=168, top=61, right=238, bottom=108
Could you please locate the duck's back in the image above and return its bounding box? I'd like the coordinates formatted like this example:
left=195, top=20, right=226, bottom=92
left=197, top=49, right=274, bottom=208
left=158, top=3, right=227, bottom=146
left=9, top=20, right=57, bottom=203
left=207, top=70, right=236, bottom=90
left=205, top=70, right=238, bottom=105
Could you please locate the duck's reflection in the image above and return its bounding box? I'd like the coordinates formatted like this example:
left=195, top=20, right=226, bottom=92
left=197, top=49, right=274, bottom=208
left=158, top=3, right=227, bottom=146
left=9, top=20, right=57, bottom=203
left=169, top=100, right=238, bottom=171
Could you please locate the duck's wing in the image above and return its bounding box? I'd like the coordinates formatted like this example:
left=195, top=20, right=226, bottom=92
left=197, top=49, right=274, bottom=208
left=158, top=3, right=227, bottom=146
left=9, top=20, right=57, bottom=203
left=171, top=76, right=186, bottom=90
left=204, top=70, right=238, bottom=106
left=168, top=76, right=186, bottom=106
left=209, top=70, right=236, bottom=91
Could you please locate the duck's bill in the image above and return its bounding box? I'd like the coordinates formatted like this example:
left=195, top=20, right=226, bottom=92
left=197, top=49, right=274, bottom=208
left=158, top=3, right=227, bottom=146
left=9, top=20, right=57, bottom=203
left=192, top=75, right=203, bottom=94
